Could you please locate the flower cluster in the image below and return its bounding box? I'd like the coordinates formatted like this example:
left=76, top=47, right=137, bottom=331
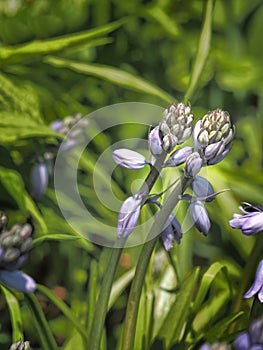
left=112, top=103, right=234, bottom=250
left=0, top=213, right=36, bottom=293
left=9, top=341, right=31, bottom=350
left=30, top=114, right=88, bottom=199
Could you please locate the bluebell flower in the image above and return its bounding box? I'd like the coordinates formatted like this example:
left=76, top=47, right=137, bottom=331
left=233, top=317, right=263, bottom=349
left=148, top=126, right=163, bottom=157
left=189, top=200, right=211, bottom=236
left=244, top=260, right=263, bottom=302
left=112, top=149, right=148, bottom=170
left=0, top=223, right=36, bottom=294
left=229, top=203, right=263, bottom=235
left=193, top=109, right=234, bottom=165
left=161, top=214, right=182, bottom=251
left=30, top=161, right=49, bottom=200
left=117, top=194, right=142, bottom=238
left=163, top=146, right=193, bottom=167
left=184, top=152, right=203, bottom=178
left=190, top=176, right=215, bottom=202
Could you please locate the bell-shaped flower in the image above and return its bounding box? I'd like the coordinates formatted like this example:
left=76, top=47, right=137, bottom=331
left=190, top=176, right=215, bottom=202
left=30, top=162, right=49, bottom=200
left=229, top=203, right=263, bottom=235
left=0, top=270, right=36, bottom=293
left=244, top=260, right=263, bottom=302
left=184, top=152, right=202, bottom=178
left=161, top=214, right=182, bottom=251
left=164, top=146, right=193, bottom=167
left=112, top=149, right=148, bottom=170
left=148, top=126, right=163, bottom=157
left=193, top=109, right=234, bottom=165
left=189, top=200, right=211, bottom=236
left=117, top=194, right=142, bottom=238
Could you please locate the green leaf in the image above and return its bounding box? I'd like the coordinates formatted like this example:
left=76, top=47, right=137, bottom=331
left=0, top=167, right=47, bottom=233
left=1, top=286, right=23, bottom=342
left=192, top=262, right=228, bottom=313
left=0, top=73, right=42, bottom=123
left=0, top=21, right=122, bottom=64
left=44, top=56, right=174, bottom=103
left=157, top=268, right=200, bottom=348
left=109, top=268, right=135, bottom=310
left=37, top=284, right=89, bottom=342
left=32, top=234, right=79, bottom=248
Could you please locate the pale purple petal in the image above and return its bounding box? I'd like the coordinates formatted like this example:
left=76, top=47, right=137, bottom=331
left=233, top=332, right=250, bottom=350
left=148, top=126, right=163, bottom=157
left=112, top=149, right=146, bottom=170
left=242, top=212, right=263, bottom=235
left=189, top=200, right=211, bottom=235
left=30, top=162, right=49, bottom=199
left=117, top=195, right=142, bottom=238
left=0, top=270, right=36, bottom=293
left=244, top=260, right=263, bottom=301
left=164, top=146, right=193, bottom=167
left=191, top=176, right=214, bottom=202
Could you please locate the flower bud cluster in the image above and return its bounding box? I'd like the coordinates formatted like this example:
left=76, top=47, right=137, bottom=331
left=9, top=340, right=31, bottom=350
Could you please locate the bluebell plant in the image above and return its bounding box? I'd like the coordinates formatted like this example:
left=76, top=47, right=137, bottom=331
left=0, top=212, right=36, bottom=293
left=112, top=102, right=235, bottom=250
left=30, top=114, right=88, bottom=200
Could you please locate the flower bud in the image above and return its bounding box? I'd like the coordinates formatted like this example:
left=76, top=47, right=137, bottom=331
left=112, top=149, right=147, bottom=170
left=161, top=214, right=182, bottom=251
left=193, top=109, right=234, bottom=165
left=30, top=162, right=49, bottom=199
left=117, top=194, right=142, bottom=238
left=164, top=146, right=193, bottom=167
left=50, top=120, right=63, bottom=132
left=0, top=212, right=8, bottom=233
left=189, top=200, right=211, bottom=235
left=148, top=126, right=163, bottom=157
left=9, top=340, right=32, bottom=350
left=0, top=270, right=36, bottom=293
left=184, top=152, right=202, bottom=178
left=190, top=176, right=214, bottom=202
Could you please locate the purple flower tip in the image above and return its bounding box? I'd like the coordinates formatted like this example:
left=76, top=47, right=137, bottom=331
left=112, top=149, right=147, bottom=170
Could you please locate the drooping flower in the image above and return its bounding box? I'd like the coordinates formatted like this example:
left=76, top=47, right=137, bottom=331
left=117, top=194, right=142, bottom=238
left=193, top=109, right=234, bottom=165
left=159, top=102, right=193, bottom=153
left=184, top=152, right=203, bottom=178
left=0, top=222, right=36, bottom=293
left=244, top=259, right=263, bottom=302
left=189, top=200, right=211, bottom=236
left=112, top=149, right=148, bottom=170
left=30, top=161, right=49, bottom=199
left=161, top=214, right=182, bottom=251
left=229, top=203, right=263, bottom=236
left=163, top=146, right=193, bottom=167
left=190, top=176, right=215, bottom=202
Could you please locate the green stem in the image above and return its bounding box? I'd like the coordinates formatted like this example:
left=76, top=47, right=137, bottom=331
left=184, top=0, right=214, bottom=103
left=89, top=154, right=166, bottom=350
left=25, top=293, right=58, bottom=350
left=121, top=176, right=191, bottom=350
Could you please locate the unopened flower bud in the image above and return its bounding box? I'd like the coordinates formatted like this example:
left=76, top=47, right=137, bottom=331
left=162, top=133, right=178, bottom=153
left=30, top=162, right=49, bottom=199
left=0, top=212, right=8, bottom=232
left=191, top=176, right=214, bottom=202
left=9, top=340, right=31, bottom=350
left=184, top=152, right=202, bottom=178
left=0, top=270, right=36, bottom=293
left=164, top=146, right=193, bottom=167
left=193, top=109, right=234, bottom=165
left=117, top=194, right=142, bottom=238
left=148, top=126, right=163, bottom=157
left=112, top=149, right=147, bottom=170
left=161, top=214, right=182, bottom=251
left=189, top=200, right=211, bottom=235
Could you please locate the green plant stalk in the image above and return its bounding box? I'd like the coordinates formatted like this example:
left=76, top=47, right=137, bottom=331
left=121, top=175, right=192, bottom=350
left=89, top=153, right=167, bottom=350
left=25, top=293, right=58, bottom=350
left=184, top=0, right=214, bottom=103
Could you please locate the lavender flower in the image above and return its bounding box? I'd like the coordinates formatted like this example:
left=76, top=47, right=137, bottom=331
left=148, top=126, right=163, bottom=157
left=159, top=102, right=193, bottom=153
left=184, top=152, right=203, bottom=178
left=191, top=176, right=215, bottom=202
left=233, top=317, right=263, bottom=349
left=244, top=260, right=263, bottom=302
left=229, top=203, right=263, bottom=235
left=193, top=109, right=234, bottom=165
left=30, top=161, right=49, bottom=199
left=0, top=222, right=36, bottom=293
left=199, top=343, right=229, bottom=350
left=117, top=194, right=142, bottom=238
left=164, top=146, right=193, bottom=167
left=189, top=200, right=211, bottom=235
left=161, top=214, right=182, bottom=251
left=112, top=149, right=148, bottom=170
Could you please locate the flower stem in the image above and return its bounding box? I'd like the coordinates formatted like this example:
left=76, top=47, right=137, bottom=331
left=89, top=154, right=166, bottom=350
left=121, top=176, right=191, bottom=350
